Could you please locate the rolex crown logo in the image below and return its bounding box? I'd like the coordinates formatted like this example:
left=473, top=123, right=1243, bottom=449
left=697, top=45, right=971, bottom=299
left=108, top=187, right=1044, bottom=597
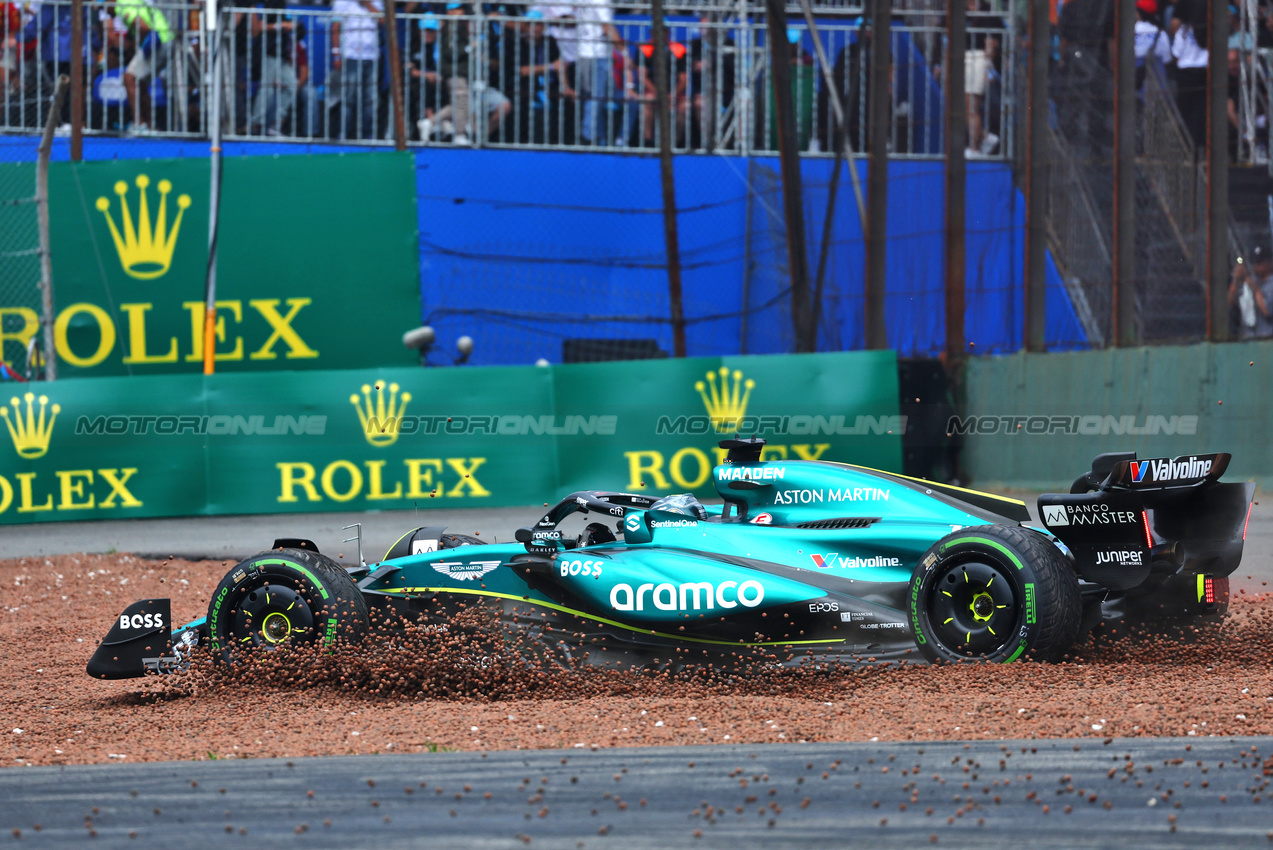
left=695, top=367, right=754, bottom=433
left=351, top=382, right=412, bottom=447
left=1, top=392, right=60, bottom=459
left=95, top=175, right=192, bottom=280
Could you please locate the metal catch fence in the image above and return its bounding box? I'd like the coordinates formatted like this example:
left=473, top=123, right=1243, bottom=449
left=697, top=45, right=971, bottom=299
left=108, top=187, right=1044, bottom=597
left=0, top=2, right=1015, bottom=161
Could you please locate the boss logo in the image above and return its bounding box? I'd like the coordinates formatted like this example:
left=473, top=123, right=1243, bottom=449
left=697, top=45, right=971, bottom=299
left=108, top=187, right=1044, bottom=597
left=559, top=559, right=604, bottom=578
left=119, top=611, right=164, bottom=630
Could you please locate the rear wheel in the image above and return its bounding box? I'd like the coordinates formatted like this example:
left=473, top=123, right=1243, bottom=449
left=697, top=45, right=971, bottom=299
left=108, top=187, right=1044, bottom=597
left=908, top=525, right=1081, bottom=663
left=207, top=548, right=369, bottom=665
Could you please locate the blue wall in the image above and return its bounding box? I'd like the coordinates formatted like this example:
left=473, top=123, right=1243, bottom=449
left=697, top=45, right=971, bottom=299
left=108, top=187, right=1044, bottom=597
left=1, top=135, right=1086, bottom=364
left=414, top=149, right=1087, bottom=364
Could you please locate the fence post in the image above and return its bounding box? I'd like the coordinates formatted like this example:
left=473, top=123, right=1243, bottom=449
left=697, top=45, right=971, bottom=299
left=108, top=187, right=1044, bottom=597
left=944, top=0, right=966, bottom=362
left=384, top=0, right=406, bottom=151
left=864, top=0, right=890, bottom=350
left=36, top=77, right=69, bottom=381
left=1113, top=0, right=1137, bottom=346
left=204, top=3, right=224, bottom=376
left=70, top=0, right=83, bottom=161
left=765, top=0, right=813, bottom=351
left=1024, top=0, right=1048, bottom=351
left=1207, top=0, right=1231, bottom=341
left=650, top=0, right=686, bottom=357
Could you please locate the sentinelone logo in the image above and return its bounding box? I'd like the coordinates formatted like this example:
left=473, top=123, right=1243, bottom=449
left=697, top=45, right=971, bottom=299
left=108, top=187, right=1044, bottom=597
left=948, top=415, right=1198, bottom=436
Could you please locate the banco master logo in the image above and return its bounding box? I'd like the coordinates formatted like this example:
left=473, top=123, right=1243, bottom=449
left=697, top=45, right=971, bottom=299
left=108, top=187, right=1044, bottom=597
left=95, top=175, right=192, bottom=280
left=696, top=367, right=754, bottom=433
left=350, top=382, right=412, bottom=448
left=1042, top=504, right=1068, bottom=526
left=1, top=392, right=59, bottom=459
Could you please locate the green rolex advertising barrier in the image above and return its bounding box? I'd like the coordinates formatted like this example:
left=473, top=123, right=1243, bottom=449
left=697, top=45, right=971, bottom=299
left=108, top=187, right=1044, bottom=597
left=0, top=152, right=420, bottom=376
left=0, top=350, right=901, bottom=525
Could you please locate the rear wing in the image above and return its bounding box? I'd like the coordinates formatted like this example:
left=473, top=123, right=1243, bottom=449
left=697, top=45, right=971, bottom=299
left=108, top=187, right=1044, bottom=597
left=1069, top=451, right=1229, bottom=493
left=1039, top=452, right=1252, bottom=590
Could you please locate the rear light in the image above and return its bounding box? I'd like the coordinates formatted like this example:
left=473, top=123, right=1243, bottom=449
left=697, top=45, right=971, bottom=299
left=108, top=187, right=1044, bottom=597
left=1141, top=510, right=1154, bottom=550
left=1204, top=577, right=1216, bottom=605
left=1244, top=501, right=1254, bottom=541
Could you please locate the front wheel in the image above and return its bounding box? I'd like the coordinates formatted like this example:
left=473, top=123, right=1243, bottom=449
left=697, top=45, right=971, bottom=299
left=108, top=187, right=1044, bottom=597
left=908, top=525, right=1081, bottom=663
left=207, top=548, right=370, bottom=665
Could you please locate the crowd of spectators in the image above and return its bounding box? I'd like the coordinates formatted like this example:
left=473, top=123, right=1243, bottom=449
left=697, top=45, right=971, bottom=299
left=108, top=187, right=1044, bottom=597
left=0, top=0, right=1017, bottom=152
left=1053, top=0, right=1273, bottom=160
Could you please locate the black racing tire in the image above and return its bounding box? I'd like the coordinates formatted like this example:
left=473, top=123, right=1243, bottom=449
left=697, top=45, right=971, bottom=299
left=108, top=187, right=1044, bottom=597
left=908, top=525, right=1082, bottom=663
left=206, top=548, right=369, bottom=665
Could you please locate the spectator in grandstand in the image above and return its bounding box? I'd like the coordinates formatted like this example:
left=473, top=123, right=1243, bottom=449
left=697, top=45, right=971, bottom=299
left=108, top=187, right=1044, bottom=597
left=814, top=16, right=871, bottom=154
left=1171, top=0, right=1210, bottom=148
left=965, top=0, right=1002, bottom=157
left=1134, top=0, right=1172, bottom=91
left=431, top=4, right=511, bottom=144
left=684, top=13, right=735, bottom=151
left=574, top=0, right=622, bottom=146
left=408, top=14, right=445, bottom=141
left=0, top=2, right=19, bottom=98
left=1228, top=245, right=1273, bottom=339
left=94, top=5, right=134, bottom=130
left=115, top=0, right=174, bottom=133
left=248, top=0, right=300, bottom=136
left=331, top=0, right=383, bottom=140
left=491, top=9, right=564, bottom=144
left=436, top=3, right=473, bottom=143
left=634, top=24, right=688, bottom=148
left=1229, top=3, right=1254, bottom=50
left=23, top=2, right=98, bottom=126
left=1055, top=0, right=1114, bottom=159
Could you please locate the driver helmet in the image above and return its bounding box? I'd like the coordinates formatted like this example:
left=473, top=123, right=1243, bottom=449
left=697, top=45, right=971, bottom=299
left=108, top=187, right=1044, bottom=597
left=648, top=493, right=709, bottom=520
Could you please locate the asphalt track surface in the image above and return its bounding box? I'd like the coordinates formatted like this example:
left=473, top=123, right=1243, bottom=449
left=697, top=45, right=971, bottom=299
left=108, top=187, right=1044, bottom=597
left=4, top=491, right=1272, bottom=591
left=2, top=738, right=1271, bottom=848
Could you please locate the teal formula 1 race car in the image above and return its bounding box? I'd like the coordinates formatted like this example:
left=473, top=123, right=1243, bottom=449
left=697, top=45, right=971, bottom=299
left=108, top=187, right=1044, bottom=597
left=87, top=439, right=1254, bottom=678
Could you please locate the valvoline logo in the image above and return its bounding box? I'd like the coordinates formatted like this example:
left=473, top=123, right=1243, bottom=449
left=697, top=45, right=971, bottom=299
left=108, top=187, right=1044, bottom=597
left=1129, top=461, right=1148, bottom=483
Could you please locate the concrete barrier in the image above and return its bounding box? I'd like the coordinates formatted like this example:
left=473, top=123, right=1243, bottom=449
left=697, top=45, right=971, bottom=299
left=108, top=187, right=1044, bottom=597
left=962, top=342, right=1272, bottom=490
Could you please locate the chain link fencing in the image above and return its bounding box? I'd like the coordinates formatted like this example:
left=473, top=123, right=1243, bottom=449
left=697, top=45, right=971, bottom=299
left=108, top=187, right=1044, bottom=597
left=1021, top=0, right=1240, bottom=347
left=0, top=137, right=39, bottom=377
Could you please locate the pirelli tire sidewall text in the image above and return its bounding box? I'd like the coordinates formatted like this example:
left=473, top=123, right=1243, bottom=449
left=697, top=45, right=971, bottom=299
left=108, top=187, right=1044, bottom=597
left=908, top=525, right=1082, bottom=664
left=206, top=548, right=370, bottom=665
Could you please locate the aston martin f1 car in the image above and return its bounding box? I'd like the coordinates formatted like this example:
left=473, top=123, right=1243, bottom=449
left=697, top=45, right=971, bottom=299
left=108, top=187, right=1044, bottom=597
left=88, top=439, right=1253, bottom=679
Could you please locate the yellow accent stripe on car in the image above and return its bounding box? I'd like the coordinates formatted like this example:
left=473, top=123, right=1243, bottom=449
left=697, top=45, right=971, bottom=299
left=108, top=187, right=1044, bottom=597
left=825, top=461, right=1028, bottom=509
left=381, top=586, right=845, bottom=648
